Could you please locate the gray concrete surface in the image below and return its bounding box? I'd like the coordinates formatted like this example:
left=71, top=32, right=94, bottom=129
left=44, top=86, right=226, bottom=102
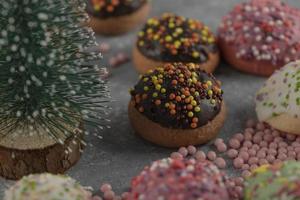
left=0, top=0, right=300, bottom=197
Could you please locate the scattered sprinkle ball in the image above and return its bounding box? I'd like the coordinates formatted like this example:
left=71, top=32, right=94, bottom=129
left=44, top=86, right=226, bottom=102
left=126, top=158, right=230, bottom=200
left=137, top=13, right=218, bottom=63
left=245, top=161, right=300, bottom=200
left=129, top=63, right=223, bottom=129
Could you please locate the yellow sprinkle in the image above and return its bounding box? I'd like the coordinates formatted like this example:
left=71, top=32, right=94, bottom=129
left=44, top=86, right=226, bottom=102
left=207, top=80, right=212, bottom=86
left=202, top=30, right=208, bottom=36
left=208, top=37, right=215, bottom=43
left=168, top=22, right=175, bottom=28
left=161, top=88, right=166, bottom=93
left=153, top=92, right=158, bottom=98
left=174, top=41, right=181, bottom=48
left=143, top=77, right=149, bottom=82
left=138, top=41, right=144, bottom=46
left=194, top=106, right=201, bottom=112
left=192, top=51, right=200, bottom=58
left=179, top=73, right=184, bottom=78
left=165, top=35, right=172, bottom=42
left=147, top=28, right=153, bottom=34
left=192, top=77, right=197, bottom=83
left=191, top=100, right=197, bottom=106
left=138, top=31, right=144, bottom=37
left=155, top=84, right=161, bottom=91
left=194, top=92, right=200, bottom=96
left=211, top=99, right=216, bottom=104
left=144, top=86, right=149, bottom=91
left=165, top=103, right=170, bottom=108
left=188, top=112, right=194, bottom=118
left=94, top=5, right=101, bottom=11
left=208, top=90, right=213, bottom=96
left=175, top=28, right=183, bottom=34
left=253, top=165, right=270, bottom=174
left=153, top=34, right=159, bottom=40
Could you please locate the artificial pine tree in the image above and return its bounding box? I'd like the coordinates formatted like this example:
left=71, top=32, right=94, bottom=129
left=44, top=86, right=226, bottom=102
left=0, top=0, right=109, bottom=179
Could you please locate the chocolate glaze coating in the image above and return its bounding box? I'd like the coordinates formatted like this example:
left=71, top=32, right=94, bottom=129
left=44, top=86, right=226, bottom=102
left=87, top=0, right=147, bottom=19
left=126, top=158, right=230, bottom=200
left=136, top=13, right=218, bottom=63
left=130, top=63, right=223, bottom=129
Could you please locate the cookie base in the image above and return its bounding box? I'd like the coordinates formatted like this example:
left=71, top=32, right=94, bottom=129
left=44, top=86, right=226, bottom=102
left=88, top=3, right=151, bottom=35
left=219, top=38, right=280, bottom=76
left=132, top=45, right=220, bottom=74
left=128, top=102, right=226, bottom=148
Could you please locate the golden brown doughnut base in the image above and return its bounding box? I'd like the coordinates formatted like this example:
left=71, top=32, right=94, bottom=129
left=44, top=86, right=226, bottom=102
left=0, top=129, right=84, bottom=180
left=132, top=45, right=220, bottom=74
left=88, top=3, right=151, bottom=35
left=219, top=38, right=280, bottom=76
left=265, top=114, right=300, bottom=135
left=128, top=102, right=226, bottom=148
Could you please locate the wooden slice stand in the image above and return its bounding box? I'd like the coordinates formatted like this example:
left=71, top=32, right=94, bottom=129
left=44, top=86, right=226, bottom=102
left=0, top=124, right=84, bottom=180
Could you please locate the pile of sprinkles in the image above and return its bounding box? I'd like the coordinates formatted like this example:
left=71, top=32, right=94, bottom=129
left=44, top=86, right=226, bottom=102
left=87, top=0, right=147, bottom=18
left=245, top=161, right=300, bottom=200
left=137, top=13, right=218, bottom=63
left=129, top=63, right=223, bottom=129
left=218, top=0, right=300, bottom=65
left=125, top=158, right=230, bottom=200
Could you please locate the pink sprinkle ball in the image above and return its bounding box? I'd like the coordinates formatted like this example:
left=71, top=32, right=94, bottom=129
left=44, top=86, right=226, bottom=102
left=229, top=138, right=241, bottom=149
left=207, top=151, right=217, bottom=161
left=214, top=138, right=224, bottom=146
left=103, top=191, right=115, bottom=200
left=233, top=157, right=244, bottom=169
left=170, top=152, right=184, bottom=160
left=233, top=133, right=244, bottom=142
left=216, top=142, right=227, bottom=153
left=227, top=149, right=238, bottom=158
left=195, top=150, right=206, bottom=161
left=238, top=151, right=249, bottom=161
left=187, top=145, right=197, bottom=155
left=214, top=157, right=226, bottom=168
left=178, top=147, right=188, bottom=157
left=92, top=196, right=103, bottom=200
left=101, top=184, right=112, bottom=193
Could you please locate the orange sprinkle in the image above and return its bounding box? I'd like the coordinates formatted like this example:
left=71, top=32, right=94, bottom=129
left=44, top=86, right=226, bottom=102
left=176, top=96, right=182, bottom=102
left=187, top=104, right=193, bottom=110
left=155, top=100, right=161, bottom=105
left=106, top=5, right=114, bottom=12
left=170, top=109, right=176, bottom=115
left=192, top=117, right=199, bottom=123
left=191, top=123, right=197, bottom=128
left=139, top=107, right=144, bottom=112
left=169, top=93, right=176, bottom=100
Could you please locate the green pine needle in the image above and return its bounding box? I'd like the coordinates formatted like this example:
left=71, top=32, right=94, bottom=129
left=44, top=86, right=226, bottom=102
left=0, top=0, right=110, bottom=142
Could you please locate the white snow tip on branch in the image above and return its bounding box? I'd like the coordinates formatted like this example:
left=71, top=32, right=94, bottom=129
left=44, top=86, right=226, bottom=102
left=38, top=13, right=49, bottom=21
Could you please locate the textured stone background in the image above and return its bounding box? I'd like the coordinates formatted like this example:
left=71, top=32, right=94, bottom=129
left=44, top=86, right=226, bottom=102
left=0, top=0, right=299, bottom=197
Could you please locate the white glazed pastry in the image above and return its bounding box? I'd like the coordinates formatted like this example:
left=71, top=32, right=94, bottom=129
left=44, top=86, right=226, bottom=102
left=256, top=60, right=300, bottom=135
left=4, top=173, right=91, bottom=200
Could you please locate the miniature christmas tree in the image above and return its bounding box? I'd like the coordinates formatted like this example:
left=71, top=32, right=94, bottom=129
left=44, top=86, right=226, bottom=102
left=0, top=0, right=109, bottom=179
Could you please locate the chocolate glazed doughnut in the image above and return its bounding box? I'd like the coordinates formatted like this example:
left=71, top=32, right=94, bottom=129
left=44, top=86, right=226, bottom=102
left=133, top=13, right=220, bottom=74
left=218, top=0, right=300, bottom=76
left=87, top=0, right=150, bottom=35
left=128, top=63, right=226, bottom=148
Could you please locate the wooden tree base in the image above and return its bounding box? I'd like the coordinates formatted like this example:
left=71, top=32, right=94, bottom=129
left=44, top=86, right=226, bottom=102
left=0, top=129, right=84, bottom=180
